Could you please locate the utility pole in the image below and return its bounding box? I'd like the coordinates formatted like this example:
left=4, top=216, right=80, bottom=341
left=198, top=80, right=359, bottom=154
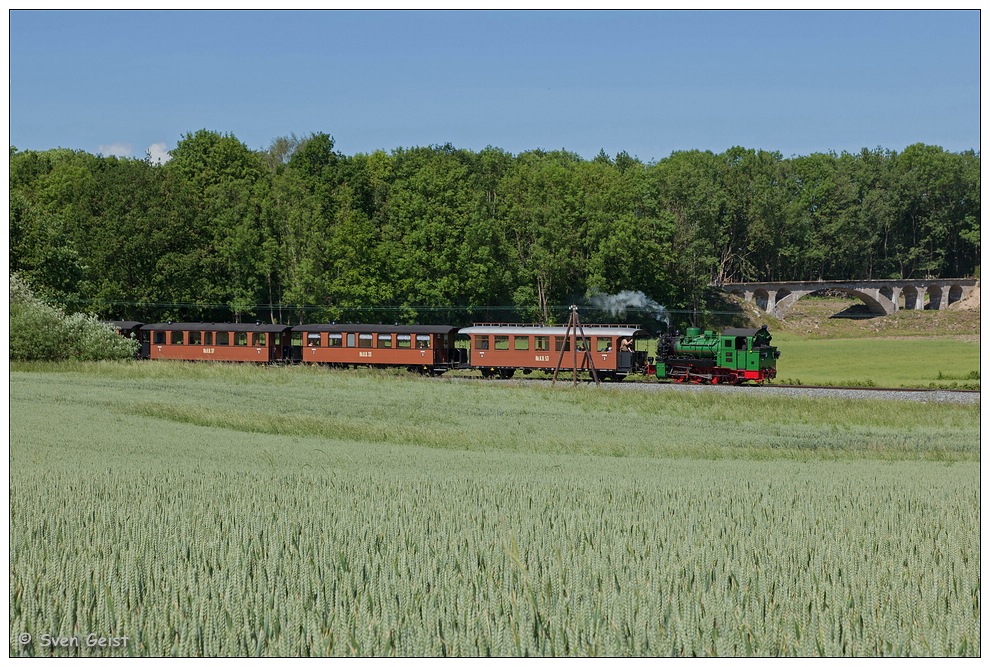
left=551, top=305, right=600, bottom=386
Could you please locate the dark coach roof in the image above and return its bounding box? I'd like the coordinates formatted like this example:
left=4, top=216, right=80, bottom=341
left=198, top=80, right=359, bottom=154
left=144, top=322, right=292, bottom=332
left=106, top=320, right=144, bottom=329
left=291, top=324, right=459, bottom=334
left=720, top=327, right=769, bottom=337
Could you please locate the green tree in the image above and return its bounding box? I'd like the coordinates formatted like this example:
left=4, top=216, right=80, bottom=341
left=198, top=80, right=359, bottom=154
left=163, top=129, right=269, bottom=320
left=784, top=152, right=862, bottom=280
left=499, top=150, right=586, bottom=323
left=893, top=144, right=980, bottom=278
left=583, top=155, right=677, bottom=310
left=376, top=144, right=482, bottom=321
left=9, top=149, right=98, bottom=304
left=714, top=147, right=788, bottom=283
left=9, top=273, right=138, bottom=361
left=647, top=150, right=723, bottom=320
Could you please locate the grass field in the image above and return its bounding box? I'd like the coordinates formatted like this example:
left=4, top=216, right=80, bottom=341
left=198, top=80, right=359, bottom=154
left=771, top=334, right=980, bottom=388
left=9, top=362, right=981, bottom=656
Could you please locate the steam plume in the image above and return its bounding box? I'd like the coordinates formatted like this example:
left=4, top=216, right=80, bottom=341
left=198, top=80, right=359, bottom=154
left=588, top=289, right=669, bottom=325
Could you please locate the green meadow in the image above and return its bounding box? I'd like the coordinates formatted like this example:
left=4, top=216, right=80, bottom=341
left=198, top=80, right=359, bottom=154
left=771, top=334, right=980, bottom=388
left=9, top=362, right=980, bottom=656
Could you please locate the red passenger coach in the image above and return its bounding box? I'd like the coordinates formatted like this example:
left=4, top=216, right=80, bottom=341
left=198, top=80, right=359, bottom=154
left=459, top=324, right=648, bottom=380
left=290, top=324, right=461, bottom=374
left=143, top=323, right=292, bottom=363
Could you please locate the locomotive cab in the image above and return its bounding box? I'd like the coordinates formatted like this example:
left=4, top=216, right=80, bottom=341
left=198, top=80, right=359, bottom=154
left=718, top=326, right=778, bottom=381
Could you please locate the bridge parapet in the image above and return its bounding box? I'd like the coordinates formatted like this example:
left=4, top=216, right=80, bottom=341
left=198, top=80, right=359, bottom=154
left=722, top=279, right=978, bottom=318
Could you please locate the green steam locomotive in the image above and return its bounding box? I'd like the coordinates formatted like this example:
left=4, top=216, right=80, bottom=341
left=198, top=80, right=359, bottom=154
left=655, top=325, right=780, bottom=384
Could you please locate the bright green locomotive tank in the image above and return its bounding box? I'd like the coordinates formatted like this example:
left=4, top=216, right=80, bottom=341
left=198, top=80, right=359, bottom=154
left=656, top=325, right=779, bottom=384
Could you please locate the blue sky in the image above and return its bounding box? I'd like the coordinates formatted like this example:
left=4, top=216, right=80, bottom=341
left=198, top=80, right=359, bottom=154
left=8, top=9, right=981, bottom=163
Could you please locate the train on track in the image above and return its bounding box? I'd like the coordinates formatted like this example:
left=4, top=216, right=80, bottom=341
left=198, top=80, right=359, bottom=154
left=108, top=320, right=779, bottom=384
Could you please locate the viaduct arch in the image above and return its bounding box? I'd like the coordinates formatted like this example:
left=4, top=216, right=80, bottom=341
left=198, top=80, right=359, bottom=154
left=722, top=279, right=978, bottom=318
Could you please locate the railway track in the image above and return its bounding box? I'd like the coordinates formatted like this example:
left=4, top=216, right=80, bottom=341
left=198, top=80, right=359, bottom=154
left=445, top=374, right=980, bottom=403
left=604, top=381, right=980, bottom=404
left=763, top=383, right=980, bottom=394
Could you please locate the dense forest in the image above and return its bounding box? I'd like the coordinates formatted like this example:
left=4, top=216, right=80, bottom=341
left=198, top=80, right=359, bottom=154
left=9, top=131, right=980, bottom=328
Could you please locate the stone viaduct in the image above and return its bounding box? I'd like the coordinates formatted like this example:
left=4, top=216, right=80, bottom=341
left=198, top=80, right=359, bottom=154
left=722, top=278, right=978, bottom=318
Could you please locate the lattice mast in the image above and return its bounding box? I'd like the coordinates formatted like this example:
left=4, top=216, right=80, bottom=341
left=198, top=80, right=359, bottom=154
left=551, top=305, right=601, bottom=386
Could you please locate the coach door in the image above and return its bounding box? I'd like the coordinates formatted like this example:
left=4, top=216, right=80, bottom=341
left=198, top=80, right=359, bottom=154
left=270, top=331, right=286, bottom=361
left=433, top=333, right=453, bottom=365
left=139, top=329, right=151, bottom=359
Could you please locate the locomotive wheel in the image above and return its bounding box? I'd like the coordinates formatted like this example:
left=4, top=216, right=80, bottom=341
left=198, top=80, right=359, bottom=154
left=711, top=369, right=732, bottom=385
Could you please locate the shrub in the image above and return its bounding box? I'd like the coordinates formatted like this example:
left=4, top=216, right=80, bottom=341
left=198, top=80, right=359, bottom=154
left=9, top=273, right=138, bottom=361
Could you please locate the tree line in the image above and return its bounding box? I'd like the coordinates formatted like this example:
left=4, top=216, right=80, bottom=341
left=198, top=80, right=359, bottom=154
left=9, top=131, right=980, bottom=328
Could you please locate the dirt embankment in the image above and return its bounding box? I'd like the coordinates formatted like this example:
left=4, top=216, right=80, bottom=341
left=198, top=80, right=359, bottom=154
left=950, top=280, right=980, bottom=311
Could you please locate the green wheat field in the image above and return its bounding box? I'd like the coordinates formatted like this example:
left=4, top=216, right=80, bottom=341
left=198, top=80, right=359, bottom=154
left=9, top=362, right=981, bottom=656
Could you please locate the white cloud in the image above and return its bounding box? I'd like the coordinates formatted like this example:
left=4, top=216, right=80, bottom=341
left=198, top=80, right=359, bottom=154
left=146, top=142, right=171, bottom=165
left=98, top=142, right=133, bottom=157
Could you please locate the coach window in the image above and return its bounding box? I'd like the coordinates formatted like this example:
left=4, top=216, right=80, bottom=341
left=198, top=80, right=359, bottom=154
left=416, top=335, right=431, bottom=349
left=328, top=333, right=342, bottom=348
left=377, top=334, right=393, bottom=348
left=494, top=335, right=510, bottom=351
left=171, top=331, right=185, bottom=345
left=217, top=331, right=230, bottom=346
left=204, top=331, right=214, bottom=346
left=397, top=334, right=411, bottom=349
left=153, top=331, right=166, bottom=345
left=359, top=333, right=374, bottom=348
left=514, top=336, right=530, bottom=351
left=597, top=338, right=612, bottom=352
left=535, top=336, right=550, bottom=351
left=307, top=333, right=322, bottom=347
left=272, top=333, right=281, bottom=346
left=291, top=331, right=302, bottom=347
left=476, top=335, right=490, bottom=350
left=189, top=331, right=202, bottom=346
left=235, top=332, right=249, bottom=346
left=554, top=336, right=570, bottom=352
left=252, top=333, right=267, bottom=346
left=346, top=333, right=356, bottom=347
